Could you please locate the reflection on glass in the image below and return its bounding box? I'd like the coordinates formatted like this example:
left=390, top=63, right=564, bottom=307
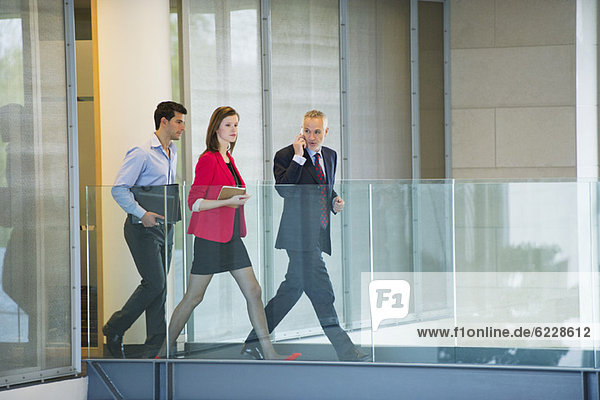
left=0, top=102, right=36, bottom=370
left=0, top=14, right=36, bottom=372
left=1, top=0, right=73, bottom=383
left=0, top=18, right=24, bottom=106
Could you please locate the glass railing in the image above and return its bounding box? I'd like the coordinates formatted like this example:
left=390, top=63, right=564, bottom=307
left=0, top=183, right=74, bottom=384
left=84, top=180, right=600, bottom=369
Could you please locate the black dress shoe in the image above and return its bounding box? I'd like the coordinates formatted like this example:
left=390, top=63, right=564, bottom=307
left=102, top=325, right=125, bottom=359
left=340, top=348, right=371, bottom=362
left=240, top=342, right=264, bottom=360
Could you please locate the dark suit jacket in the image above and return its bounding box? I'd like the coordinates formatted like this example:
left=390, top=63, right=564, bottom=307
left=273, top=144, right=338, bottom=255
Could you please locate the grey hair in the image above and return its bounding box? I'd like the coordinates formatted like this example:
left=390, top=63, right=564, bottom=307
left=303, top=109, right=328, bottom=129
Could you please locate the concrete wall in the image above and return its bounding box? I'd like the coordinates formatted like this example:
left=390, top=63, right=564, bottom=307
left=450, top=0, right=577, bottom=178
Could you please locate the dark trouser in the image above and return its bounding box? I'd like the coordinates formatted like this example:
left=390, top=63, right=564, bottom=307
left=105, top=218, right=173, bottom=346
left=245, top=247, right=355, bottom=360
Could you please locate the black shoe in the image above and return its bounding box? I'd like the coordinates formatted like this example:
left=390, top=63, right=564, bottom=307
left=102, top=325, right=125, bottom=359
left=340, top=348, right=371, bottom=362
left=240, top=342, right=264, bottom=360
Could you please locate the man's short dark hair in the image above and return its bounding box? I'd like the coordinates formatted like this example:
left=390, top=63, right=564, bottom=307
left=154, top=101, right=187, bottom=130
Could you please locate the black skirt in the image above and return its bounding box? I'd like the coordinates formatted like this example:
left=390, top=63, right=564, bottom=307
left=190, top=209, right=251, bottom=275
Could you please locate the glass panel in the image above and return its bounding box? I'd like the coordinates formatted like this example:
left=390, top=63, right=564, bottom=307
left=180, top=182, right=261, bottom=353
left=0, top=0, right=73, bottom=385
left=367, top=181, right=453, bottom=362
left=451, top=182, right=590, bottom=367
left=133, top=180, right=598, bottom=368
left=86, top=185, right=182, bottom=360
left=166, top=183, right=369, bottom=361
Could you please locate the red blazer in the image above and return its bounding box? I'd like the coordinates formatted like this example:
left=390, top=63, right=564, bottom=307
left=187, top=151, right=246, bottom=242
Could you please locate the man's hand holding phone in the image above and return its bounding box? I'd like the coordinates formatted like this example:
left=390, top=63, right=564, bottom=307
left=293, top=131, right=306, bottom=156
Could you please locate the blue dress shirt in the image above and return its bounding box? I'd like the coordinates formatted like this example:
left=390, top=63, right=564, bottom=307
left=111, top=134, right=177, bottom=219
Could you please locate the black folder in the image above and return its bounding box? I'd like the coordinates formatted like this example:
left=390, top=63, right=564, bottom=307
left=129, top=184, right=181, bottom=225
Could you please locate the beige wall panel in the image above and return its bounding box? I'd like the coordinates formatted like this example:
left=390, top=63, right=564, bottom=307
left=496, top=107, right=575, bottom=168
left=450, top=0, right=495, bottom=49
left=419, top=10, right=443, bottom=52
left=96, top=0, right=172, bottom=185
left=452, top=108, right=495, bottom=168
left=96, top=0, right=172, bottom=344
left=495, top=0, right=575, bottom=47
left=420, top=108, right=445, bottom=178
left=452, top=167, right=576, bottom=179
left=76, top=41, right=93, bottom=97
left=452, top=46, right=575, bottom=108
left=419, top=51, right=444, bottom=110
left=77, top=101, right=96, bottom=210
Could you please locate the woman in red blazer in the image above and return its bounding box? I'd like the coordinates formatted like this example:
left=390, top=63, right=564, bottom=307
left=160, top=106, right=298, bottom=360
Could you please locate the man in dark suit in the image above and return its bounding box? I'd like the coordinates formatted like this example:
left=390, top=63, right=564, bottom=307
left=242, top=110, right=368, bottom=361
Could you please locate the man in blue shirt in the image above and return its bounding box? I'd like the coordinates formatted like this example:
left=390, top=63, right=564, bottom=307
left=103, top=101, right=187, bottom=358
